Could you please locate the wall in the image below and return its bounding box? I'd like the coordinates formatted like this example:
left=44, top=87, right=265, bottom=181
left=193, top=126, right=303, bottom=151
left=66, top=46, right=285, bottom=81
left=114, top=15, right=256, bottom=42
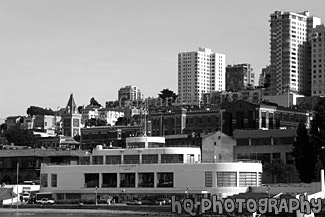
left=201, top=131, right=235, bottom=163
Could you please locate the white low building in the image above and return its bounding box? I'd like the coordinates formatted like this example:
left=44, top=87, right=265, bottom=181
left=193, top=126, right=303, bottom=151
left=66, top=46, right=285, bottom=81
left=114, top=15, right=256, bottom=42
left=40, top=136, right=262, bottom=202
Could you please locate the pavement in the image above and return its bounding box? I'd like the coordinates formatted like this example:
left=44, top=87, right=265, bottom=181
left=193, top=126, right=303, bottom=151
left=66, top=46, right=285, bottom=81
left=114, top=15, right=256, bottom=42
left=0, top=207, right=146, bottom=214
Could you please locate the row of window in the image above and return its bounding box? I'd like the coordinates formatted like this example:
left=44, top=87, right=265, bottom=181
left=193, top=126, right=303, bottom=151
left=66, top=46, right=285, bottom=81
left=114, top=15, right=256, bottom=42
left=207, top=172, right=261, bottom=187
left=41, top=171, right=260, bottom=189
left=236, top=137, right=295, bottom=146
left=41, top=172, right=174, bottom=188
left=89, top=154, right=184, bottom=165
left=237, top=152, right=293, bottom=165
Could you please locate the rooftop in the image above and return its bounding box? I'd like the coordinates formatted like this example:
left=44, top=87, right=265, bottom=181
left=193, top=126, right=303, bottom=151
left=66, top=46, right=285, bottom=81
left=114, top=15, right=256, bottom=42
left=0, top=148, right=87, bottom=157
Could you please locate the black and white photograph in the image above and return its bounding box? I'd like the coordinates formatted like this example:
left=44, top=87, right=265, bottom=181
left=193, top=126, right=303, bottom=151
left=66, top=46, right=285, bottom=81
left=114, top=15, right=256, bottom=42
left=1, top=0, right=325, bottom=216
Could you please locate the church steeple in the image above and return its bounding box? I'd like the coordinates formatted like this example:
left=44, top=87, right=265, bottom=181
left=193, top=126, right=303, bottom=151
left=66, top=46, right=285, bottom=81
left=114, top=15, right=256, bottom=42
left=62, top=93, right=81, bottom=138
left=65, top=93, right=77, bottom=114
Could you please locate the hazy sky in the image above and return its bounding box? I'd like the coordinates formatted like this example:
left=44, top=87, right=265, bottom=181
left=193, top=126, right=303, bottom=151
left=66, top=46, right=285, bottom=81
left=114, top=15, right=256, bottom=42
left=1, top=0, right=325, bottom=119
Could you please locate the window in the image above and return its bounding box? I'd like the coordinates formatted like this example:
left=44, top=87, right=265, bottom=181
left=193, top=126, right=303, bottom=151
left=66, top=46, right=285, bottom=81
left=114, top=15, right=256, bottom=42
left=51, top=174, right=57, bottom=187
left=157, top=172, right=174, bottom=188
left=279, top=137, right=294, bottom=145
left=269, top=113, right=274, bottom=129
left=239, top=172, right=257, bottom=187
left=124, top=155, right=139, bottom=164
left=187, top=154, right=195, bottom=163
left=272, top=153, right=281, bottom=160
left=205, top=172, right=213, bottom=187
left=40, top=174, right=48, bottom=187
left=217, top=172, right=237, bottom=187
left=138, top=173, right=154, bottom=187
left=120, top=173, right=135, bottom=187
left=102, top=173, right=117, bottom=187
left=161, top=154, right=183, bottom=163
left=236, top=138, right=249, bottom=146
left=93, top=156, right=103, bottom=165
left=106, top=155, right=121, bottom=165
left=84, top=173, right=99, bottom=188
left=142, top=154, right=158, bottom=164
left=286, top=153, right=294, bottom=164
left=261, top=112, right=266, bottom=128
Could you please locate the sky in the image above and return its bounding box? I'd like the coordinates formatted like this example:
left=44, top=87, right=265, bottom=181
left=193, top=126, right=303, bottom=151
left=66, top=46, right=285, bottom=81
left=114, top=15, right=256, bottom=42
left=1, top=0, right=325, bottom=120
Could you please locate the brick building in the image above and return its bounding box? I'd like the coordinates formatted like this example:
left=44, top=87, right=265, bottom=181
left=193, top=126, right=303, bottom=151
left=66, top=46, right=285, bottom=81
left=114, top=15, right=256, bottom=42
left=221, top=100, right=310, bottom=136
left=150, top=107, right=221, bottom=136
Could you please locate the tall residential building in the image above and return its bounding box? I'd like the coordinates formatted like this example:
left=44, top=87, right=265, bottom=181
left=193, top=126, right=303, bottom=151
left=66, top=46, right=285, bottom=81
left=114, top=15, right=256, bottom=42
left=118, top=85, right=142, bottom=104
left=178, top=47, right=226, bottom=105
left=269, top=11, right=321, bottom=96
left=311, top=24, right=325, bottom=96
left=226, top=63, right=254, bottom=92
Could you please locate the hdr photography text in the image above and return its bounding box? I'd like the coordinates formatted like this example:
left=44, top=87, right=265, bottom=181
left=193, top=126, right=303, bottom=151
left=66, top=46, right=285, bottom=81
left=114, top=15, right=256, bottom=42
left=171, top=195, right=323, bottom=216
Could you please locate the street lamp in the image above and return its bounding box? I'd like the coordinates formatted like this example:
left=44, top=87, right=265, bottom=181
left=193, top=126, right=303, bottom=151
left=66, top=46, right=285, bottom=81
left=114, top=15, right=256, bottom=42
left=266, top=186, right=270, bottom=198
left=185, top=187, right=188, bottom=199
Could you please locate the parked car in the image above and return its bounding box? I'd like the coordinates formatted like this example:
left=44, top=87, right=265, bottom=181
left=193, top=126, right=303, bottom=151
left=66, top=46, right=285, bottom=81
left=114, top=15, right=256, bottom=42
left=140, top=200, right=155, bottom=205
left=39, top=198, right=55, bottom=204
left=126, top=200, right=142, bottom=205
left=22, top=192, right=30, bottom=202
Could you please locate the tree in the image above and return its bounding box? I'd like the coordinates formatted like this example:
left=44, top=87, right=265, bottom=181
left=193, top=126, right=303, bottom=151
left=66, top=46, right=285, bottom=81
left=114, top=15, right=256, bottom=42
left=0, top=123, right=7, bottom=136
left=263, top=159, right=287, bottom=183
left=26, top=106, right=54, bottom=116
left=292, top=120, right=316, bottom=183
left=158, top=89, right=178, bottom=105
left=4, top=126, right=36, bottom=147
left=85, top=118, right=107, bottom=127
left=309, top=97, right=325, bottom=180
left=115, top=117, right=128, bottom=126
left=89, top=97, right=101, bottom=107
left=77, top=106, right=83, bottom=114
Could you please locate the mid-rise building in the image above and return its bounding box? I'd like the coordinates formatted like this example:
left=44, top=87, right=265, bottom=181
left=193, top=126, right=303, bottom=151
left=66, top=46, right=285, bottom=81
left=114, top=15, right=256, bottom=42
left=259, top=66, right=270, bottom=87
left=98, top=108, right=124, bottom=126
left=178, top=47, right=226, bottom=105
left=34, top=115, right=56, bottom=131
left=311, top=24, right=325, bottom=96
left=202, top=89, right=263, bottom=106
left=80, top=105, right=100, bottom=125
left=118, top=85, right=142, bottom=105
left=269, top=11, right=321, bottom=96
left=226, top=64, right=254, bottom=92
left=221, top=100, right=311, bottom=136
left=150, top=107, right=221, bottom=136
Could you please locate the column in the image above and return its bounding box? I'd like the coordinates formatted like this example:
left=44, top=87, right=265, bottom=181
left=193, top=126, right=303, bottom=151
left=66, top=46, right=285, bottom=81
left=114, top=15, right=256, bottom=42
left=99, top=173, right=102, bottom=188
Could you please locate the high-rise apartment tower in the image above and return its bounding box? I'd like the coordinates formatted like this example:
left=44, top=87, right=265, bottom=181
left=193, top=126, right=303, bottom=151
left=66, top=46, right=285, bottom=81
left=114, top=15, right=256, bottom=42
left=178, top=47, right=225, bottom=105
left=269, top=11, right=321, bottom=96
